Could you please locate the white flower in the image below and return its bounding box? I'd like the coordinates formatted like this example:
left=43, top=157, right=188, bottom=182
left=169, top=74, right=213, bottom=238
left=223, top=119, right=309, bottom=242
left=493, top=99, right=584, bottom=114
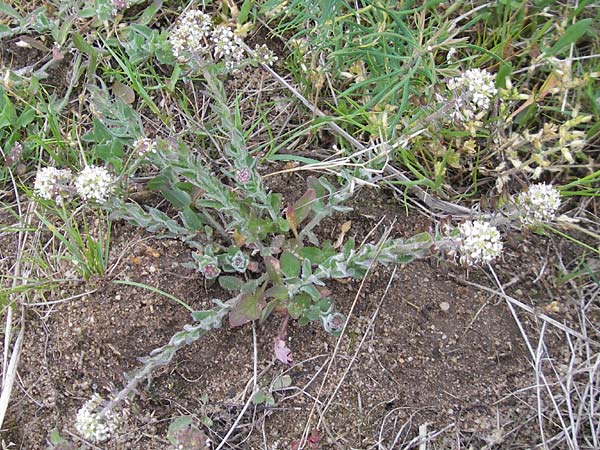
left=34, top=167, right=72, bottom=200
left=459, top=220, right=503, bottom=265
left=516, top=183, right=561, bottom=225
left=75, top=165, right=114, bottom=203
left=253, top=44, right=278, bottom=66
left=447, top=47, right=457, bottom=62
left=75, top=394, right=119, bottom=443
left=446, top=68, right=497, bottom=122
left=111, top=0, right=129, bottom=14
left=170, top=10, right=213, bottom=61
left=211, top=26, right=245, bottom=69
left=133, top=137, right=157, bottom=157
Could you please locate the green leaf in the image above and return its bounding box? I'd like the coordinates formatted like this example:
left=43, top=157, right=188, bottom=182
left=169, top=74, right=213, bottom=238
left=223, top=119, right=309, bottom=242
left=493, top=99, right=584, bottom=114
left=252, top=390, right=267, bottom=405
left=95, top=141, right=124, bottom=171
left=148, top=173, right=192, bottom=209
left=72, top=32, right=96, bottom=56
left=137, top=0, right=164, bottom=25
left=272, top=374, right=292, bottom=391
left=48, top=429, right=63, bottom=445
left=191, top=310, right=214, bottom=322
left=300, top=284, right=321, bottom=301
left=0, top=2, right=22, bottom=19
left=179, top=207, right=204, bottom=231
left=229, top=291, right=265, bottom=327
left=288, top=293, right=310, bottom=319
left=264, top=256, right=282, bottom=284
left=238, top=0, right=253, bottom=23
left=269, top=193, right=281, bottom=213
left=547, top=19, right=592, bottom=56
left=167, top=416, right=194, bottom=444
left=265, top=285, right=289, bottom=300
left=280, top=251, right=301, bottom=279
left=200, top=415, right=213, bottom=427
left=496, top=62, right=512, bottom=89
left=259, top=300, right=279, bottom=322
left=218, top=275, right=244, bottom=291
left=293, top=188, right=316, bottom=224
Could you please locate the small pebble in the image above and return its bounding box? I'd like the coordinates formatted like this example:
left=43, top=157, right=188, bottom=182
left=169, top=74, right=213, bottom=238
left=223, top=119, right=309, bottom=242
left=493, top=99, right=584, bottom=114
left=440, top=301, right=450, bottom=311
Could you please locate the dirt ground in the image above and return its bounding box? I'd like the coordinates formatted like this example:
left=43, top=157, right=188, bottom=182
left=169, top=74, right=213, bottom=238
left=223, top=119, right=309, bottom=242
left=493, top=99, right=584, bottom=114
left=1, top=172, right=585, bottom=449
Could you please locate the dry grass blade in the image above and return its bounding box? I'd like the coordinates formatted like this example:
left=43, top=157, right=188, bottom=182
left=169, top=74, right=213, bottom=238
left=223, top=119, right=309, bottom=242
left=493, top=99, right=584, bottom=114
left=448, top=272, right=597, bottom=345
left=0, top=169, right=33, bottom=430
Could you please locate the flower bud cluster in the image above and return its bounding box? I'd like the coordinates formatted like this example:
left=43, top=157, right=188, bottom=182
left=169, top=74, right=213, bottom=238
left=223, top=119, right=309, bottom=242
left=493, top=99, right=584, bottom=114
left=34, top=167, right=73, bottom=201
left=445, top=68, right=497, bottom=123
left=170, top=10, right=244, bottom=69
left=210, top=25, right=245, bottom=70
left=170, top=10, right=213, bottom=61
left=75, top=166, right=115, bottom=203
left=75, top=394, right=120, bottom=443
left=33, top=165, right=115, bottom=204
left=111, top=0, right=130, bottom=14
left=170, top=9, right=277, bottom=70
left=133, top=137, right=157, bottom=157
left=252, top=44, right=279, bottom=66
left=458, top=220, right=503, bottom=266
left=516, top=183, right=561, bottom=225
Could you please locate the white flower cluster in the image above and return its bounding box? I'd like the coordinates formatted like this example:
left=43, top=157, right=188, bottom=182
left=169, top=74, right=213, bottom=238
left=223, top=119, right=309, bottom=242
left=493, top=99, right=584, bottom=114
left=133, top=137, right=157, bottom=157
left=516, top=183, right=561, bottom=225
left=446, top=68, right=497, bottom=122
left=34, top=167, right=72, bottom=201
left=459, top=220, right=503, bottom=266
left=111, top=0, right=130, bottom=14
left=75, top=394, right=119, bottom=443
left=75, top=165, right=115, bottom=203
left=34, top=165, right=115, bottom=204
left=211, top=26, right=245, bottom=69
left=170, top=10, right=213, bottom=61
left=170, top=10, right=249, bottom=70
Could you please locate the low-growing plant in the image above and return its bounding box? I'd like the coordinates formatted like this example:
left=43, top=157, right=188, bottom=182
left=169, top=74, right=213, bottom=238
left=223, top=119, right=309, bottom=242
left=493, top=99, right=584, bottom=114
left=62, top=64, right=564, bottom=442
left=167, top=416, right=210, bottom=450
left=21, top=6, right=570, bottom=445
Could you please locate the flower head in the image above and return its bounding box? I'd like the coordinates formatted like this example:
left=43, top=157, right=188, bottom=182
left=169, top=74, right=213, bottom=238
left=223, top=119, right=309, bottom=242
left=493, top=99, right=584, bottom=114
left=75, top=165, right=115, bottom=203
left=516, top=183, right=561, bottom=225
left=170, top=10, right=213, bottom=61
left=446, top=68, right=497, bottom=123
left=75, top=394, right=119, bottom=443
left=228, top=250, right=249, bottom=273
left=133, top=137, right=157, bottom=157
left=111, top=0, right=129, bottom=13
left=201, top=263, right=220, bottom=279
left=459, top=220, right=503, bottom=265
left=210, top=26, right=245, bottom=69
left=34, top=167, right=72, bottom=201
left=235, top=168, right=251, bottom=184
left=252, top=44, right=278, bottom=66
